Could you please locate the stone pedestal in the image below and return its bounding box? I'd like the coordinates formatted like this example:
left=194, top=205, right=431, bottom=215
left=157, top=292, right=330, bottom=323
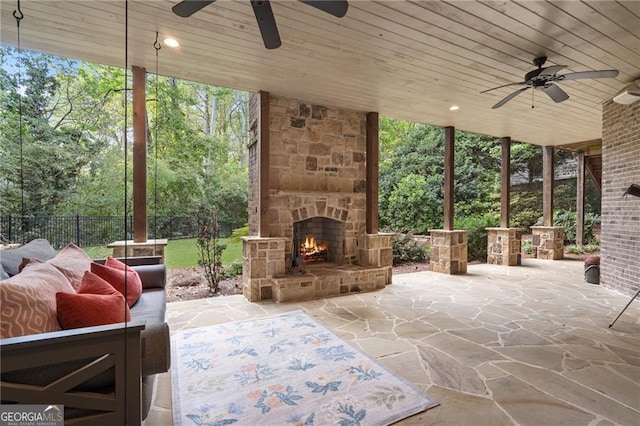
left=531, top=226, right=564, bottom=260
left=107, top=239, right=168, bottom=263
left=358, top=233, right=394, bottom=285
left=486, top=228, right=522, bottom=266
left=429, top=230, right=468, bottom=274
left=242, top=237, right=286, bottom=302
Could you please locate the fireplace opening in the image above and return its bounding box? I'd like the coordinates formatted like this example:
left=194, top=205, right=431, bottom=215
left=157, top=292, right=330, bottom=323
left=301, top=236, right=329, bottom=263
left=292, top=217, right=345, bottom=266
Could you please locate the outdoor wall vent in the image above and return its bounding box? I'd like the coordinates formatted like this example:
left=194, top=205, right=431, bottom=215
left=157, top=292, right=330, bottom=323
left=613, top=80, right=640, bottom=104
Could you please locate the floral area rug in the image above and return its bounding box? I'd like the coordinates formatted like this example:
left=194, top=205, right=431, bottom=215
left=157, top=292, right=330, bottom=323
left=171, top=311, right=438, bottom=425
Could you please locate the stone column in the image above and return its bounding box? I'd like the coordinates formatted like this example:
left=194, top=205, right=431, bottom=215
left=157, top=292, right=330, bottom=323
left=358, top=233, right=394, bottom=286
left=241, top=237, right=286, bottom=302
left=531, top=226, right=564, bottom=260
left=107, top=239, right=168, bottom=262
left=486, top=228, right=522, bottom=266
left=429, top=230, right=468, bottom=274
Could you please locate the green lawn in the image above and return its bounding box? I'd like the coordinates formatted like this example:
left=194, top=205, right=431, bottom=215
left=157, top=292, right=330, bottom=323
left=165, top=238, right=242, bottom=269
left=82, top=238, right=242, bottom=270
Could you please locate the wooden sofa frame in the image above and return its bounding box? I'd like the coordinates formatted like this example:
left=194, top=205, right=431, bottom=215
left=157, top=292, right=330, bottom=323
left=1, top=321, right=146, bottom=426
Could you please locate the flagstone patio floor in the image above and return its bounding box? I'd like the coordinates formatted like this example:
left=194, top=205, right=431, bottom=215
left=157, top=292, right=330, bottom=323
left=145, top=259, right=640, bottom=425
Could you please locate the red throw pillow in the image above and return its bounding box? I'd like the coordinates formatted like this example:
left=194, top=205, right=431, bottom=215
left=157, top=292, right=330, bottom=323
left=56, top=292, right=130, bottom=330
left=78, top=270, right=126, bottom=297
left=56, top=271, right=132, bottom=330
left=90, top=261, right=142, bottom=307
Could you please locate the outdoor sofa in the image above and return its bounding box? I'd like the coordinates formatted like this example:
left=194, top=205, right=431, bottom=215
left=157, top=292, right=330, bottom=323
left=0, top=239, right=170, bottom=425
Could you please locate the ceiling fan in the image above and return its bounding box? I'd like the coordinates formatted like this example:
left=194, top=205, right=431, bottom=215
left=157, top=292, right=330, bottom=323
left=172, top=0, right=349, bottom=49
left=481, top=56, right=619, bottom=109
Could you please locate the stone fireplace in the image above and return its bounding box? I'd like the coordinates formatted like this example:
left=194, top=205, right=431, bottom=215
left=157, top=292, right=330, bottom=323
left=242, top=93, right=393, bottom=302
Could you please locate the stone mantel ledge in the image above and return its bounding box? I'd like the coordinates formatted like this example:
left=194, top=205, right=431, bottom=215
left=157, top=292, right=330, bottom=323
left=485, top=227, right=524, bottom=232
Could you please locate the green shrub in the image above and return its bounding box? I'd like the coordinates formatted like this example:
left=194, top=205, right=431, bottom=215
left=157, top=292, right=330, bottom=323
left=522, top=239, right=533, bottom=255
left=230, top=225, right=249, bottom=242
left=536, top=210, right=601, bottom=245
left=224, top=259, right=244, bottom=278
left=455, top=213, right=500, bottom=261
left=392, top=233, right=428, bottom=265
left=566, top=243, right=600, bottom=254
left=196, top=208, right=226, bottom=294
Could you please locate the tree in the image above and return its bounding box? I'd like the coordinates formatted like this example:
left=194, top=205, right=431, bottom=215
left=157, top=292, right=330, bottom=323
left=0, top=48, right=108, bottom=216
left=379, top=122, right=500, bottom=233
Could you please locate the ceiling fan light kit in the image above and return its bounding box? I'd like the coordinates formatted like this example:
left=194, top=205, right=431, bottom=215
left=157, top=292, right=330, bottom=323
left=481, top=56, right=619, bottom=109
left=613, top=80, right=640, bottom=105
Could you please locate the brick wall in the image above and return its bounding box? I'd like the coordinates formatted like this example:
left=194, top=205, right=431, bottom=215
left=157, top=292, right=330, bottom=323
left=601, top=100, right=640, bottom=296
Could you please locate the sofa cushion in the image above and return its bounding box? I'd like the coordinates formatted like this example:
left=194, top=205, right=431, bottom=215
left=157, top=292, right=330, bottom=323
left=91, top=261, right=142, bottom=307
left=0, top=239, right=57, bottom=277
left=0, top=262, right=75, bottom=338
left=46, top=243, right=92, bottom=290
left=21, top=243, right=92, bottom=290
left=0, top=262, right=9, bottom=280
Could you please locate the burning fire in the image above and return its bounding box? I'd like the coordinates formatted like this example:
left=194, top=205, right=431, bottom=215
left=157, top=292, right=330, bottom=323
left=300, top=236, right=328, bottom=262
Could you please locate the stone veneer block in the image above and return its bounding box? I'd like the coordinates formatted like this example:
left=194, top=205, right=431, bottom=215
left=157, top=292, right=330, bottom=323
left=242, top=237, right=286, bottom=302
left=429, top=230, right=468, bottom=275
left=486, top=228, right=523, bottom=266
left=531, top=226, right=564, bottom=260
left=358, top=233, right=394, bottom=271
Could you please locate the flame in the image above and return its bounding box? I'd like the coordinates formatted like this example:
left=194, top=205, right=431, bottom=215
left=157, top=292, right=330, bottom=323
left=300, top=236, right=328, bottom=257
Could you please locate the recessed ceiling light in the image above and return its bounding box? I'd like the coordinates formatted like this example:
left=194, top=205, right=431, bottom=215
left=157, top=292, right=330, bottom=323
left=164, top=38, right=180, bottom=48
left=449, top=105, right=460, bottom=111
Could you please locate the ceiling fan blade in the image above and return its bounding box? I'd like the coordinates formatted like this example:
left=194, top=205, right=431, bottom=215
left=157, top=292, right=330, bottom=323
left=539, top=65, right=567, bottom=76
left=299, top=0, right=349, bottom=17
left=558, top=70, right=619, bottom=81
left=172, top=0, right=216, bottom=17
left=480, top=82, right=525, bottom=94
left=542, top=83, right=570, bottom=103
left=492, top=87, right=530, bottom=109
left=251, top=0, right=281, bottom=49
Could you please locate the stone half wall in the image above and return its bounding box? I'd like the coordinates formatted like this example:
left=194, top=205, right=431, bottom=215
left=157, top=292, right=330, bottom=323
left=601, top=100, right=640, bottom=296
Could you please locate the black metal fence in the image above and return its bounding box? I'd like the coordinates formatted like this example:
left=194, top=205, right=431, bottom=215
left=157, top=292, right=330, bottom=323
left=0, top=216, right=238, bottom=249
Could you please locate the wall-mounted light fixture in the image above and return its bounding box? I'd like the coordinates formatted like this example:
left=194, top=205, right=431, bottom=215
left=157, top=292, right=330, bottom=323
left=613, top=80, right=640, bottom=104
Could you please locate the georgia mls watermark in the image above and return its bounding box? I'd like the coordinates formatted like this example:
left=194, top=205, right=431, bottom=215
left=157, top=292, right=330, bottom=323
left=0, top=405, right=63, bottom=426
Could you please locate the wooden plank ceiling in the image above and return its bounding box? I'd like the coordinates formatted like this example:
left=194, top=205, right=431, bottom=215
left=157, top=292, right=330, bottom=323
left=1, top=0, right=639, bottom=146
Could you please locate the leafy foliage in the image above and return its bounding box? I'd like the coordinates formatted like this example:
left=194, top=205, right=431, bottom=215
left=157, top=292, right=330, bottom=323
left=1, top=47, right=249, bottom=225
left=230, top=224, right=250, bottom=242
left=391, top=233, right=428, bottom=265
left=379, top=124, right=500, bottom=233
left=224, top=260, right=243, bottom=278
left=455, top=213, right=500, bottom=261
left=536, top=209, right=601, bottom=245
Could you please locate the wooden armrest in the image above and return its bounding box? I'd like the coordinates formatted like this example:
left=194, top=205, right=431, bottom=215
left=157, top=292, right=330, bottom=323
left=1, top=321, right=145, bottom=426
